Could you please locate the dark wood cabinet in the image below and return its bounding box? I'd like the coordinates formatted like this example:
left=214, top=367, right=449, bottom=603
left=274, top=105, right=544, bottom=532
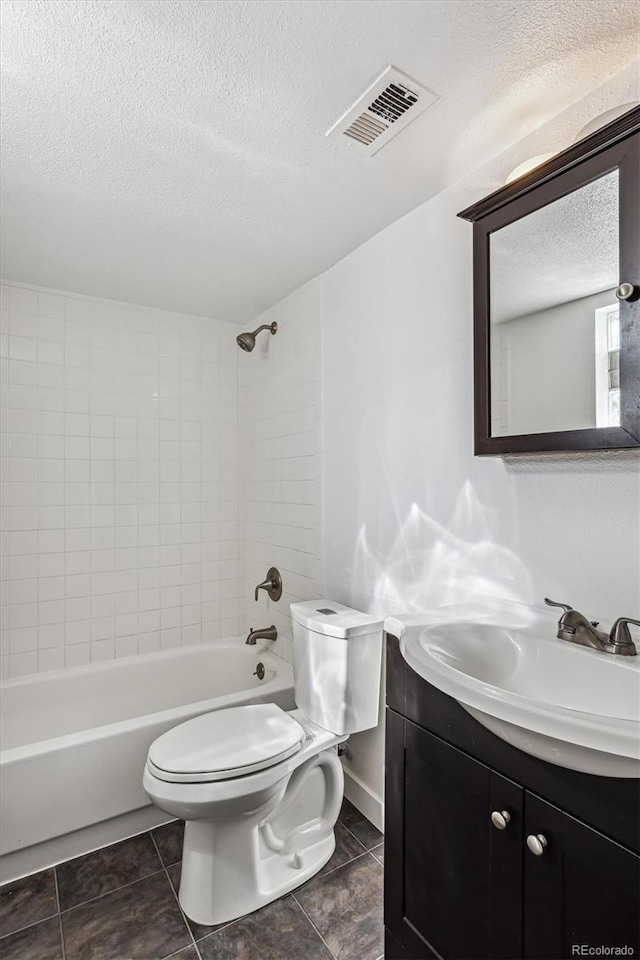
left=385, top=635, right=640, bottom=960
left=523, top=793, right=640, bottom=960
left=402, top=720, right=522, bottom=959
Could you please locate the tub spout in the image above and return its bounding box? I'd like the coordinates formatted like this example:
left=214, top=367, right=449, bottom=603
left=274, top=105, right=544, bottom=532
left=245, top=625, right=277, bottom=645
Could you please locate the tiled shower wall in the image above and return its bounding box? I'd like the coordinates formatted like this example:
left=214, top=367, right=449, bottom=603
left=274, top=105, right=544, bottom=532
left=0, top=282, right=239, bottom=678
left=238, top=278, right=323, bottom=662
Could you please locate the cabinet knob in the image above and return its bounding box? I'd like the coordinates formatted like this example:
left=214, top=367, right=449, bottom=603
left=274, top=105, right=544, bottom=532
left=526, top=833, right=548, bottom=856
left=490, top=810, right=511, bottom=830
left=616, top=282, right=638, bottom=301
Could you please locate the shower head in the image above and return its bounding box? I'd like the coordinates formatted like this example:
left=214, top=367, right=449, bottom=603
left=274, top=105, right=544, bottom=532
left=236, top=322, right=278, bottom=352
left=236, top=332, right=254, bottom=352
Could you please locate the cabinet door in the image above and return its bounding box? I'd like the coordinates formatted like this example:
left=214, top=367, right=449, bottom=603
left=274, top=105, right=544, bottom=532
left=399, top=719, right=522, bottom=959
left=524, top=792, right=640, bottom=960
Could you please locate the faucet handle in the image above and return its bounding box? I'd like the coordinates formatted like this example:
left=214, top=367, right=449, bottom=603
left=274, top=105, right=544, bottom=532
left=609, top=617, right=640, bottom=649
left=544, top=598, right=573, bottom=614
left=254, top=567, right=283, bottom=602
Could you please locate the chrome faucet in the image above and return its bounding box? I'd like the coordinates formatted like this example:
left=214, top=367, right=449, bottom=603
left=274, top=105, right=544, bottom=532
left=245, top=625, right=277, bottom=645
left=545, top=599, right=639, bottom=657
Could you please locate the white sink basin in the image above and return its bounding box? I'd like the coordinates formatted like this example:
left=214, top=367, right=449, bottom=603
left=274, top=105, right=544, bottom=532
left=397, top=619, right=640, bottom=778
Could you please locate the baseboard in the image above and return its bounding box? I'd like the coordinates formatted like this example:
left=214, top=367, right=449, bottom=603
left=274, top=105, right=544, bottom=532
left=343, top=767, right=384, bottom=833
left=0, top=805, right=172, bottom=884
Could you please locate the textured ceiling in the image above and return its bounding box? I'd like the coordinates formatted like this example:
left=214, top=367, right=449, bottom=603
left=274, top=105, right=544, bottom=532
left=1, top=0, right=639, bottom=322
left=491, top=171, right=619, bottom=323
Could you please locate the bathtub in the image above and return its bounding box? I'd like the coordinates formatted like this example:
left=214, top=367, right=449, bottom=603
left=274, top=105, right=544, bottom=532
left=0, top=642, right=295, bottom=882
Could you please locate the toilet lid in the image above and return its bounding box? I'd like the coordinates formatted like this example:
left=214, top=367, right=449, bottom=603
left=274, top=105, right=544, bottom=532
left=147, top=703, right=306, bottom=783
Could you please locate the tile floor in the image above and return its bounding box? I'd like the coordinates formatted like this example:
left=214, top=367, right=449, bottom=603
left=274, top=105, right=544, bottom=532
left=0, top=799, right=384, bottom=960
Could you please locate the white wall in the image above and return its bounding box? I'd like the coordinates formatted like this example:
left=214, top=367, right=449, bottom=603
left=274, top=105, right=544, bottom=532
left=495, top=288, right=617, bottom=436
left=0, top=283, right=239, bottom=678
left=231, top=74, right=640, bottom=824
left=2, top=66, right=637, bottom=828
left=321, top=172, right=639, bottom=818
left=238, top=279, right=323, bottom=662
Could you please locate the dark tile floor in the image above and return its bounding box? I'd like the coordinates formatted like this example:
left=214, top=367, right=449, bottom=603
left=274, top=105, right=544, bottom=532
left=0, top=799, right=384, bottom=960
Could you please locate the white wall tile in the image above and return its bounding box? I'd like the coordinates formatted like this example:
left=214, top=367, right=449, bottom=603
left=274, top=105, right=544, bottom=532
left=238, top=278, right=323, bottom=662
left=38, top=646, right=65, bottom=672
left=65, top=643, right=91, bottom=668
left=9, top=650, right=38, bottom=677
left=1, top=283, right=239, bottom=675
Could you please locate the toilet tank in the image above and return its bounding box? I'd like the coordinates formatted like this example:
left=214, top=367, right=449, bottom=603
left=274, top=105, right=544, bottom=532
left=290, top=600, right=384, bottom=736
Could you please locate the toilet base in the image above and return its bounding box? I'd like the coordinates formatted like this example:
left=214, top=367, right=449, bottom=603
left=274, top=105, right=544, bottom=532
left=176, top=747, right=344, bottom=926
left=179, top=823, right=336, bottom=926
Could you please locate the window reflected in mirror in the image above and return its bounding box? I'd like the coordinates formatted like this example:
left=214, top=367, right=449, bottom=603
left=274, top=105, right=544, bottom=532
left=594, top=302, right=620, bottom=427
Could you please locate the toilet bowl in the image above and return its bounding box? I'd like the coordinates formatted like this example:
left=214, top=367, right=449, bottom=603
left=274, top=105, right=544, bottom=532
left=143, top=600, right=383, bottom=926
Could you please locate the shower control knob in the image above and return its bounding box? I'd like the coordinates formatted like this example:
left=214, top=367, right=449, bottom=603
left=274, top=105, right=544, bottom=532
left=526, top=834, right=548, bottom=856
left=254, top=567, right=283, bottom=602
left=490, top=810, right=511, bottom=830
left=615, top=282, right=637, bottom=301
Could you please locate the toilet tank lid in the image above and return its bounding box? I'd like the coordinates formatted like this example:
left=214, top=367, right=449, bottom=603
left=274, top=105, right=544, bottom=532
left=290, top=600, right=383, bottom=639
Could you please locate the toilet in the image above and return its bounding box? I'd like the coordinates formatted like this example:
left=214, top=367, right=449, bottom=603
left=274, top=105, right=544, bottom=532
left=143, top=600, right=383, bottom=926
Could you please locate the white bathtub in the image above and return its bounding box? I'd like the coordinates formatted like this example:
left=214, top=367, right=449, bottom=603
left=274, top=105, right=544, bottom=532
left=0, top=642, right=295, bottom=882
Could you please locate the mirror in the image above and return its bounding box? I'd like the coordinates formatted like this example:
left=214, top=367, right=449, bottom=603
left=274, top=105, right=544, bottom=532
left=458, top=106, right=639, bottom=455
left=489, top=171, right=619, bottom=437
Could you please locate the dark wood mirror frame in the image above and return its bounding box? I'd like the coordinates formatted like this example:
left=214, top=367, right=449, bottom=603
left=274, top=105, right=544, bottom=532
left=458, top=106, right=640, bottom=456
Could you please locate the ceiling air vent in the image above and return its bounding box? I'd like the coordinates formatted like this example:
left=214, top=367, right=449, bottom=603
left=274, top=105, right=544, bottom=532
left=326, top=65, right=437, bottom=156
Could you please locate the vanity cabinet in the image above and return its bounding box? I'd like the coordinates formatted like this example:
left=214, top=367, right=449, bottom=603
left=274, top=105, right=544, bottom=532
left=385, top=635, right=640, bottom=960
left=523, top=792, right=639, bottom=960
left=399, top=719, right=522, bottom=959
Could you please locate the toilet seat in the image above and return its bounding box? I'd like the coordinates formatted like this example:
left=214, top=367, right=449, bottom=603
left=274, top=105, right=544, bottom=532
left=147, top=703, right=306, bottom=783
